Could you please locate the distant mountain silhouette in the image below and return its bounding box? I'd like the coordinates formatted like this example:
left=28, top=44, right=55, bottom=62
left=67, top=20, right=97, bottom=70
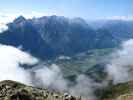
left=1, top=16, right=133, bottom=59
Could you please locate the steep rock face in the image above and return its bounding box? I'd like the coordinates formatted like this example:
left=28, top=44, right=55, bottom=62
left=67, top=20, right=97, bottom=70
left=1, top=16, right=133, bottom=60
left=0, top=16, right=118, bottom=60
left=0, top=80, right=80, bottom=100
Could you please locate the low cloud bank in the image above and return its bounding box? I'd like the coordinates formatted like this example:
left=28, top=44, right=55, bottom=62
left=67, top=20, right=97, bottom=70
left=32, top=64, right=68, bottom=91
left=106, top=39, right=133, bottom=84
left=31, top=64, right=98, bottom=100
left=1, top=39, right=133, bottom=100
left=0, top=23, right=8, bottom=33
left=0, top=44, right=38, bottom=84
left=0, top=44, right=99, bottom=100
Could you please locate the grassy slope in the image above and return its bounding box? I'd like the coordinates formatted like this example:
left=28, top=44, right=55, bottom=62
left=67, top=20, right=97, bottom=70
left=99, top=81, right=133, bottom=100
left=54, top=48, right=113, bottom=79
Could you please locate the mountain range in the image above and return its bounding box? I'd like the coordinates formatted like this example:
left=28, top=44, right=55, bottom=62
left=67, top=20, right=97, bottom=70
left=1, top=15, right=133, bottom=60
left=0, top=15, right=133, bottom=100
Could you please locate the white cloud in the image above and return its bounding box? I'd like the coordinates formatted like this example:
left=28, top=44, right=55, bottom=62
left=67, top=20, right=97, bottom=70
left=105, top=16, right=133, bottom=21
left=33, top=65, right=99, bottom=100
left=0, top=23, right=8, bottom=33
left=106, top=39, right=133, bottom=84
left=34, top=64, right=68, bottom=91
left=0, top=44, right=104, bottom=100
left=69, top=75, right=97, bottom=100
left=0, top=44, right=38, bottom=85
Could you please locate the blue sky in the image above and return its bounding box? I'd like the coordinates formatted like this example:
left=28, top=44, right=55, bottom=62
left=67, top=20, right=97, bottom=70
left=0, top=0, right=133, bottom=20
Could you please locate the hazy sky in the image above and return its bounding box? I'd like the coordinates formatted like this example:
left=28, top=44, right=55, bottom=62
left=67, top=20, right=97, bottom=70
left=0, top=0, right=133, bottom=21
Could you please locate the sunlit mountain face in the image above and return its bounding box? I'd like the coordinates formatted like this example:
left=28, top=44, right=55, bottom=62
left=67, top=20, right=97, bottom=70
left=1, top=15, right=133, bottom=60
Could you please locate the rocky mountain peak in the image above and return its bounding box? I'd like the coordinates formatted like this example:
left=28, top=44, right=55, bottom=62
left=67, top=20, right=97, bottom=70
left=14, top=16, right=26, bottom=24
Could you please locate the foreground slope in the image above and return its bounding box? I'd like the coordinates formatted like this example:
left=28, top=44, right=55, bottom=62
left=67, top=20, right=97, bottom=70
left=1, top=80, right=133, bottom=100
left=0, top=80, right=80, bottom=100
left=100, top=81, right=133, bottom=100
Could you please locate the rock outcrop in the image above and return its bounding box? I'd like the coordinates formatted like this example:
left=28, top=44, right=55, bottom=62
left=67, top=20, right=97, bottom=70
left=1, top=80, right=133, bottom=100
left=0, top=80, right=80, bottom=100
